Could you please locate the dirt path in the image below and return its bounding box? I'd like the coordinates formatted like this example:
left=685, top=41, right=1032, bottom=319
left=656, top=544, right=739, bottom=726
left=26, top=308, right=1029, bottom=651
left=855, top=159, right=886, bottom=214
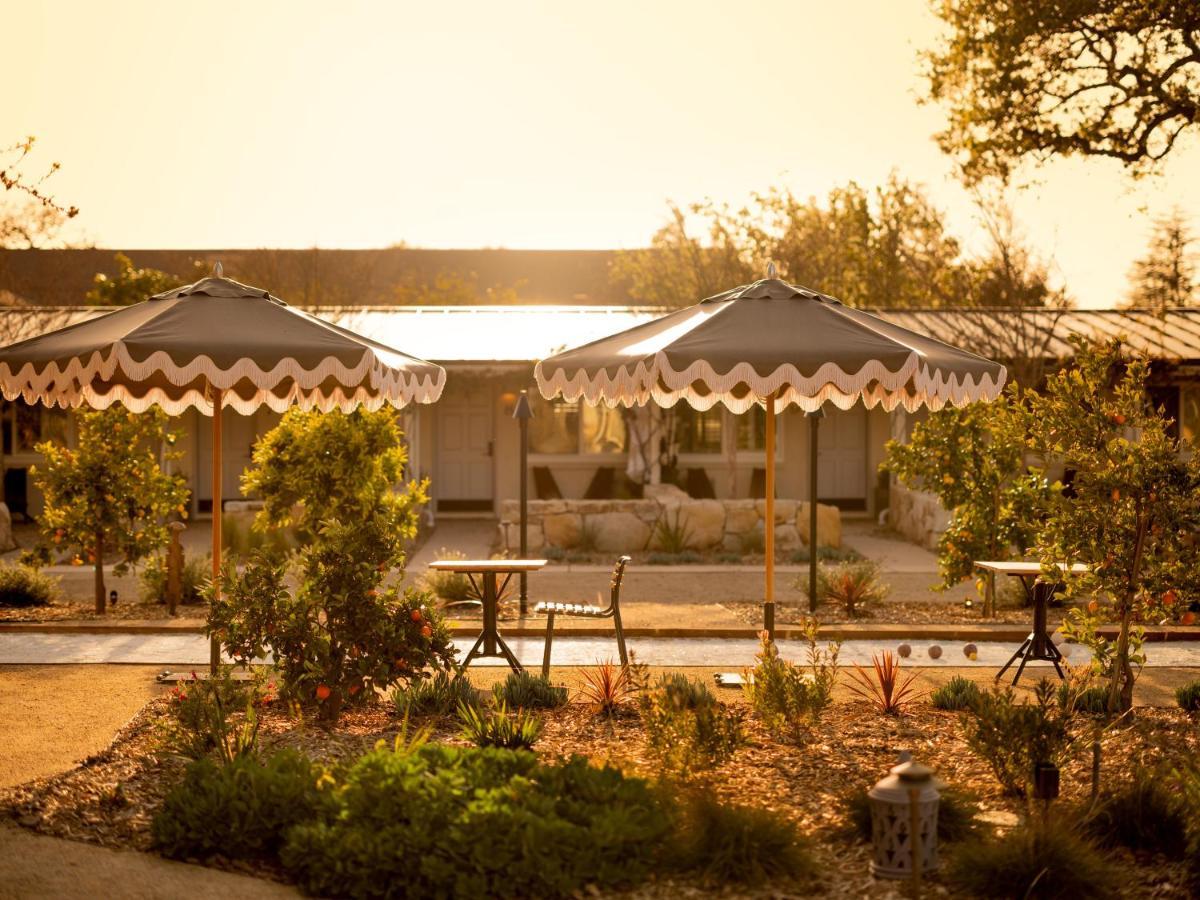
left=0, top=665, right=168, bottom=790
left=0, top=825, right=298, bottom=899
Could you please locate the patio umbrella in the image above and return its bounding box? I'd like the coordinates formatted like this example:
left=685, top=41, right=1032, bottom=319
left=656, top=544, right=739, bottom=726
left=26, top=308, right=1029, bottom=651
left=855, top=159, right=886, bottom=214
left=0, top=269, right=446, bottom=669
left=535, top=273, right=1006, bottom=636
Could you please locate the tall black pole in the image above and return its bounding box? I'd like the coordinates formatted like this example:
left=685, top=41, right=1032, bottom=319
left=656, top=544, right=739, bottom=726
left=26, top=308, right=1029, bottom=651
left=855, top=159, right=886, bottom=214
left=808, top=406, right=824, bottom=613
left=513, top=390, right=533, bottom=615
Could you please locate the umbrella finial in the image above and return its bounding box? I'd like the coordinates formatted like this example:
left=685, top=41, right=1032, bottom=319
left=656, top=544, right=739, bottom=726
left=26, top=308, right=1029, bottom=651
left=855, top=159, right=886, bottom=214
left=212, top=261, right=224, bottom=278
left=766, top=260, right=777, bottom=279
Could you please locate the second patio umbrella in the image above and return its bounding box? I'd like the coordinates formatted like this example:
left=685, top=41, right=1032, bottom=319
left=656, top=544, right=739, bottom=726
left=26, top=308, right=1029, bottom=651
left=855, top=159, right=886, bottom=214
left=0, top=270, right=446, bottom=669
left=535, top=275, right=1006, bottom=635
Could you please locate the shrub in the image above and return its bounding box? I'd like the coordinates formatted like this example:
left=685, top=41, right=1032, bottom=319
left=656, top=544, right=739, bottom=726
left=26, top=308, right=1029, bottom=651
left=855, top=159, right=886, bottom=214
left=810, top=559, right=888, bottom=617
left=139, top=553, right=210, bottom=606
left=931, top=675, right=981, bottom=711
left=961, top=680, right=1073, bottom=794
left=392, top=670, right=477, bottom=716
left=1084, top=771, right=1189, bottom=855
left=652, top=509, right=692, bottom=554
left=459, top=700, right=542, bottom=749
left=212, top=409, right=456, bottom=723
left=846, top=785, right=979, bottom=843
left=845, top=651, right=923, bottom=716
left=1176, top=679, right=1200, bottom=712
left=744, top=624, right=839, bottom=742
left=1058, top=683, right=1111, bottom=715
left=672, top=792, right=815, bottom=886
left=789, top=545, right=862, bottom=564
left=419, top=548, right=474, bottom=604
left=578, top=659, right=634, bottom=717
left=158, top=668, right=270, bottom=762
left=492, top=671, right=568, bottom=709
left=945, top=824, right=1121, bottom=899
left=640, top=674, right=743, bottom=776
left=282, top=743, right=672, bottom=899
left=738, top=530, right=766, bottom=556
left=0, top=563, right=58, bottom=608
left=152, top=750, right=330, bottom=860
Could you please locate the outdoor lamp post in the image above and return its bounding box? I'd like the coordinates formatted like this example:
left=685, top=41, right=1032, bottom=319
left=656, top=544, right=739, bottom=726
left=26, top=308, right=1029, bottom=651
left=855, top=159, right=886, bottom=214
left=868, top=753, right=941, bottom=882
left=513, top=390, right=533, bottom=615
left=807, top=405, right=824, bottom=613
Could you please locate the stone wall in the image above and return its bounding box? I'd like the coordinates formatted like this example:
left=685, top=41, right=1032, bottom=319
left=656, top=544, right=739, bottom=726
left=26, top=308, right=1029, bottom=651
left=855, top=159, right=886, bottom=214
left=886, top=482, right=949, bottom=550
left=498, top=484, right=842, bottom=554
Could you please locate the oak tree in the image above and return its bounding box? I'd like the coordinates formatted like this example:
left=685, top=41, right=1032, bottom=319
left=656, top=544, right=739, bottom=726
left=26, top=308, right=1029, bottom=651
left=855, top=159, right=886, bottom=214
left=926, top=0, right=1200, bottom=182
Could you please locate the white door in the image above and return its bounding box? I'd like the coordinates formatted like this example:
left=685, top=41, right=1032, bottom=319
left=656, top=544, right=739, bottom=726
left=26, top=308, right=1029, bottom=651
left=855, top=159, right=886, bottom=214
left=816, top=406, right=867, bottom=509
left=437, top=395, right=493, bottom=510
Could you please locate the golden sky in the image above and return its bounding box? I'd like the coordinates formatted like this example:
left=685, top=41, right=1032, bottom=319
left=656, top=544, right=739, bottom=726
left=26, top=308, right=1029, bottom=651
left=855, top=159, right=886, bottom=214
left=10, top=0, right=1200, bottom=308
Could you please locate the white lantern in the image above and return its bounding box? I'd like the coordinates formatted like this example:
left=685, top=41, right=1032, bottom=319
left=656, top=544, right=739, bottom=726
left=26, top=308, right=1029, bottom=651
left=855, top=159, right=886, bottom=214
left=868, top=754, right=940, bottom=879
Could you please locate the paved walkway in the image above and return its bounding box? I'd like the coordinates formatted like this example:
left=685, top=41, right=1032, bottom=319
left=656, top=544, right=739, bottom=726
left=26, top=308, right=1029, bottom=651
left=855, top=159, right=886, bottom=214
left=3, top=631, right=1200, bottom=670
left=0, top=826, right=299, bottom=899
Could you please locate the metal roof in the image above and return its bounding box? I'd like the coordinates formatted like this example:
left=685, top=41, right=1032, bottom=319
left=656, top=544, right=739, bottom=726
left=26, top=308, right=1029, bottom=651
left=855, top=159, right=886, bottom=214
left=2, top=305, right=1200, bottom=365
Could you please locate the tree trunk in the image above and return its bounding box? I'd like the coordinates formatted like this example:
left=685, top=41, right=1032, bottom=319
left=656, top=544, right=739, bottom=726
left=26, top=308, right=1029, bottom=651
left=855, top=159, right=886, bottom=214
left=93, top=532, right=106, bottom=614
left=1107, top=601, right=1134, bottom=713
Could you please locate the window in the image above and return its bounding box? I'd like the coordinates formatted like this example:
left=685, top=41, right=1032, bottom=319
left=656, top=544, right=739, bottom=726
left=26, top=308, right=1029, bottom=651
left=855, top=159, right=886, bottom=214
left=675, top=406, right=723, bottom=454
left=736, top=407, right=767, bottom=451
left=529, top=397, right=626, bottom=455
left=1181, top=386, right=1200, bottom=444
left=1, top=402, right=64, bottom=455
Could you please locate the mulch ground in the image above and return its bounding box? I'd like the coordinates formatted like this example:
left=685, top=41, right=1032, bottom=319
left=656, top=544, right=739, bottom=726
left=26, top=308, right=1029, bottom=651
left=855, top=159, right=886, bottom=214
left=0, top=599, right=207, bottom=622
left=2, top=683, right=1196, bottom=898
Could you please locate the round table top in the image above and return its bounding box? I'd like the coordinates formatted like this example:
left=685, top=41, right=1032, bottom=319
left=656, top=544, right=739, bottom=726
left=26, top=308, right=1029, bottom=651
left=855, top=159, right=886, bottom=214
left=427, top=559, right=548, bottom=573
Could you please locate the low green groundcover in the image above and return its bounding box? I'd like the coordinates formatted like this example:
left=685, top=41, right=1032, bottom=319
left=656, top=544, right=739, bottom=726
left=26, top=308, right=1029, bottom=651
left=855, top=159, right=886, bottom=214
left=154, top=743, right=672, bottom=899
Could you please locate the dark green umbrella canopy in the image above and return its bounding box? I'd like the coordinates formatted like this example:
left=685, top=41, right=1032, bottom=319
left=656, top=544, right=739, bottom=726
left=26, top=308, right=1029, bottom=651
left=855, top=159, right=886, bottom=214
left=0, top=274, right=446, bottom=414
left=536, top=277, right=1005, bottom=412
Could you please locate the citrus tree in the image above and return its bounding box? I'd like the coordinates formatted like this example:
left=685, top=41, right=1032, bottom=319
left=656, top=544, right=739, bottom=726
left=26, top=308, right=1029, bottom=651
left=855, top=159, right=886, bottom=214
left=884, top=391, right=1048, bottom=607
left=1027, top=339, right=1200, bottom=712
left=209, top=408, right=455, bottom=721
left=33, top=408, right=189, bottom=612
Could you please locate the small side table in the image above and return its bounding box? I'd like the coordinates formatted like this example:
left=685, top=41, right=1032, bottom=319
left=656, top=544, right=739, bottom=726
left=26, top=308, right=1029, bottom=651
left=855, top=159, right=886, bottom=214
left=427, top=559, right=547, bottom=673
left=974, top=561, right=1088, bottom=685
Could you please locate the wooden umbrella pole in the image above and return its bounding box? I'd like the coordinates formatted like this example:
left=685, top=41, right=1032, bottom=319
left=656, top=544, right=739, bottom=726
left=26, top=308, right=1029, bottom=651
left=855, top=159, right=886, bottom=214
left=209, top=387, right=223, bottom=676
left=764, top=391, right=776, bottom=639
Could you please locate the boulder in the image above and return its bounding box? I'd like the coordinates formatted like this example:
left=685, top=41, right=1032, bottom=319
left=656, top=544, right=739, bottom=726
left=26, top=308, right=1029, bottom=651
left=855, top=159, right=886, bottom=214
left=542, top=512, right=583, bottom=548
left=645, top=483, right=689, bottom=504
left=723, top=500, right=759, bottom=534
left=774, top=523, right=801, bottom=549
left=588, top=512, right=651, bottom=553
left=502, top=522, right=544, bottom=553
left=755, top=498, right=797, bottom=524
left=796, top=501, right=842, bottom=549
left=0, top=503, right=13, bottom=553
left=679, top=499, right=725, bottom=549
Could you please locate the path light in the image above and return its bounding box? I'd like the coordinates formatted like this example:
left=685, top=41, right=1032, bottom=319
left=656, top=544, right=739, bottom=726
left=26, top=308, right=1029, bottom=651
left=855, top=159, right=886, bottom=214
left=868, top=754, right=940, bottom=882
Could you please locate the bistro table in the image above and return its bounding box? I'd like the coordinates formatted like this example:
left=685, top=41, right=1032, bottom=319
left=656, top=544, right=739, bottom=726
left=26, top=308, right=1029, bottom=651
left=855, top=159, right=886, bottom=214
left=973, top=561, right=1090, bottom=685
left=427, top=559, right=547, bottom=672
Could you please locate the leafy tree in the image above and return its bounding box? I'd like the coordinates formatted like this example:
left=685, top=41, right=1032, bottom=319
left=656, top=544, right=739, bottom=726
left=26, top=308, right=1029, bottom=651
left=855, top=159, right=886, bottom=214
left=85, top=253, right=199, bottom=306
left=1126, top=209, right=1197, bottom=312
left=211, top=409, right=455, bottom=721
left=613, top=177, right=1061, bottom=309
left=392, top=268, right=522, bottom=305
left=884, top=392, right=1048, bottom=605
left=1027, top=339, right=1200, bottom=712
left=32, top=408, right=190, bottom=613
left=925, top=1, right=1200, bottom=182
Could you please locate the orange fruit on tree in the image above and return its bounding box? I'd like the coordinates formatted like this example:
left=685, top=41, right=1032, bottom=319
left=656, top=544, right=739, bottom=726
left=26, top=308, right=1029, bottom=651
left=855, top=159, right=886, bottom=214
left=421, top=625, right=432, bottom=638
left=1164, top=590, right=1178, bottom=606
left=315, top=684, right=332, bottom=701
left=1087, top=599, right=1100, bottom=615
left=411, top=609, right=423, bottom=622
left=1182, top=612, right=1197, bottom=626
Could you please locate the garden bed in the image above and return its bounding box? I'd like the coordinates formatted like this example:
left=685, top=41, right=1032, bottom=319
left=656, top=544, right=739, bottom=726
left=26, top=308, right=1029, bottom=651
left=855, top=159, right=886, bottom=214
left=722, top=598, right=1080, bottom=627
left=0, top=599, right=207, bottom=623
left=2, top=678, right=1195, bottom=898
